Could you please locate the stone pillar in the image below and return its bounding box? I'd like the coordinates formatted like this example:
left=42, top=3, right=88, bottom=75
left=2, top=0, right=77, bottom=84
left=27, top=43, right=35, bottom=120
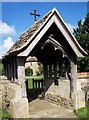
left=10, top=98, right=29, bottom=118
left=70, top=56, right=77, bottom=110
left=17, top=57, right=27, bottom=97
left=70, top=57, right=85, bottom=110
left=71, top=59, right=77, bottom=92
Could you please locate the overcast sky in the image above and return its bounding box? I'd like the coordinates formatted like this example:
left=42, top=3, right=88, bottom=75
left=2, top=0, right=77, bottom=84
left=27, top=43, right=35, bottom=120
left=0, top=2, right=88, bottom=58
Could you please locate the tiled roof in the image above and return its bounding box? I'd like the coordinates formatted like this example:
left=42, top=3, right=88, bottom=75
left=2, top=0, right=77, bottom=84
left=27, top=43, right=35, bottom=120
left=5, top=10, right=52, bottom=56
left=4, top=8, right=87, bottom=58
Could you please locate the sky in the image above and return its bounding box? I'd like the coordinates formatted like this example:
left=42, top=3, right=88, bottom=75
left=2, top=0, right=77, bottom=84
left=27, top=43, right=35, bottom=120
left=0, top=2, right=88, bottom=58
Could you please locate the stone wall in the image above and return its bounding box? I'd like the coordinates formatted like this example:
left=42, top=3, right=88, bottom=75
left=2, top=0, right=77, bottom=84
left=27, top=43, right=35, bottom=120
left=0, top=76, right=10, bottom=108
left=45, top=79, right=70, bottom=98
left=0, top=76, right=29, bottom=118
left=45, top=79, right=72, bottom=109
left=45, top=93, right=73, bottom=109
left=0, top=76, right=10, bottom=95
left=45, top=78, right=88, bottom=110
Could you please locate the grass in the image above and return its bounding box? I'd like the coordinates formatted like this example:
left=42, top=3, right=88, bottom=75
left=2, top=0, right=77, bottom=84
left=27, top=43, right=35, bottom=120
left=75, top=101, right=89, bottom=120
left=0, top=109, right=11, bottom=119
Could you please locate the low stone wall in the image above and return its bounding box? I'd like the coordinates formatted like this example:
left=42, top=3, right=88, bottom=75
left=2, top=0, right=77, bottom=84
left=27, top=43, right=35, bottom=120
left=44, top=78, right=88, bottom=110
left=45, top=93, right=73, bottom=109
left=0, top=76, right=10, bottom=95
left=7, top=82, right=22, bottom=100
left=0, top=76, right=29, bottom=118
left=45, top=79, right=70, bottom=98
left=0, top=76, right=10, bottom=109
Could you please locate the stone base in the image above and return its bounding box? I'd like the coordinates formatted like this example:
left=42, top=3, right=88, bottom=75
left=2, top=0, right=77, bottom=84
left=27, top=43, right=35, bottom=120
left=77, top=90, right=85, bottom=109
left=45, top=93, right=73, bottom=109
left=71, top=91, right=78, bottom=110
left=7, top=83, right=22, bottom=100
left=71, top=90, right=85, bottom=110
left=10, top=98, right=29, bottom=118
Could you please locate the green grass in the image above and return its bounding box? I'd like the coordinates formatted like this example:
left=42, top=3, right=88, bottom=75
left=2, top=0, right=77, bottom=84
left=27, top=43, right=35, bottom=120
left=0, top=109, right=11, bottom=119
left=75, top=101, right=89, bottom=120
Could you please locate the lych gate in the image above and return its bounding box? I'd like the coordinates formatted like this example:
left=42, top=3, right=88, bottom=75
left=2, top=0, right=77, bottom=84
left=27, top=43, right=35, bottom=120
left=2, top=8, right=87, bottom=111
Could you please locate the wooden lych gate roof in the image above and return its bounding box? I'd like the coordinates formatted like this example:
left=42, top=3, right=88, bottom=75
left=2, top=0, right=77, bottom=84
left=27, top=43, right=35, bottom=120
left=3, top=8, right=87, bottom=59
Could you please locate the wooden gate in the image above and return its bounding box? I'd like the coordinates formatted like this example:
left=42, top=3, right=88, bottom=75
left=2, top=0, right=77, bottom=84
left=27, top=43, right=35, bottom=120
left=32, top=78, right=44, bottom=97
left=25, top=78, right=44, bottom=100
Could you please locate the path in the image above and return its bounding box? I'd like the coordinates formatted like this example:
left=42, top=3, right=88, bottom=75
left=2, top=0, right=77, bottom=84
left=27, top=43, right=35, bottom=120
left=29, top=99, right=77, bottom=118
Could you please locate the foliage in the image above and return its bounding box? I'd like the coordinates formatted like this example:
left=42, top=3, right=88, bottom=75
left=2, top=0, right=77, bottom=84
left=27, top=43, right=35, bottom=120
left=2, top=91, right=10, bottom=110
left=25, top=67, right=33, bottom=76
left=73, top=13, right=89, bottom=72
left=75, top=107, right=88, bottom=119
left=75, top=101, right=89, bottom=119
left=0, top=109, right=11, bottom=119
left=0, top=91, right=11, bottom=119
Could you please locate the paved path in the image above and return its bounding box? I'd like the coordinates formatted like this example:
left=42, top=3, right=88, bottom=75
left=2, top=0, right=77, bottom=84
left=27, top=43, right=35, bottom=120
left=29, top=99, right=77, bottom=118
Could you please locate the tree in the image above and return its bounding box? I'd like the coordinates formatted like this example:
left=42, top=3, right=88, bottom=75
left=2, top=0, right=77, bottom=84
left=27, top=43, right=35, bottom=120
left=25, top=67, right=33, bottom=76
left=73, top=13, right=89, bottom=72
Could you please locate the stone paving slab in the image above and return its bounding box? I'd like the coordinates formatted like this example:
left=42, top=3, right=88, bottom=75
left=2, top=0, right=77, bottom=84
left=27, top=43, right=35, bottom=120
left=29, top=99, right=77, bottom=118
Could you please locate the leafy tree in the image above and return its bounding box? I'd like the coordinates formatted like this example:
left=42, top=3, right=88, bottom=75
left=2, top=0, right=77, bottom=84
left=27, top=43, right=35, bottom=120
left=73, top=13, right=89, bottom=72
left=25, top=67, right=33, bottom=76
